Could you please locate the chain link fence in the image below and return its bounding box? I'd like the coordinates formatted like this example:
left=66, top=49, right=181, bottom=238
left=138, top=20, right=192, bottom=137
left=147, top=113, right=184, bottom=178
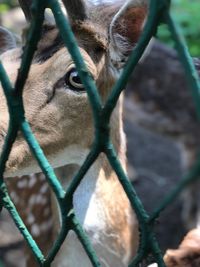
left=0, top=0, right=200, bottom=266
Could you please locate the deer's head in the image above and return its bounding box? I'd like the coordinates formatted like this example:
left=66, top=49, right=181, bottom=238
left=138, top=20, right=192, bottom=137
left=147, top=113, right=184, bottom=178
left=0, top=0, right=148, bottom=176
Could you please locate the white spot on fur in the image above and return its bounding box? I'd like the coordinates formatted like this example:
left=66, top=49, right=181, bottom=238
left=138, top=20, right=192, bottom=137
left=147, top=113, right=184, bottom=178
left=10, top=191, right=19, bottom=204
left=31, top=224, right=40, bottom=237
left=40, top=219, right=53, bottom=232
left=29, top=195, right=37, bottom=206
left=29, top=193, right=48, bottom=206
left=27, top=213, right=35, bottom=225
left=35, top=194, right=48, bottom=205
left=28, top=174, right=37, bottom=187
left=17, top=178, right=28, bottom=189
left=40, top=183, right=49, bottom=194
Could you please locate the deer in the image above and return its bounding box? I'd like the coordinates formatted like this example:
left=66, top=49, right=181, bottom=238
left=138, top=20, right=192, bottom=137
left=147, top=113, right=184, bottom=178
left=0, top=0, right=149, bottom=266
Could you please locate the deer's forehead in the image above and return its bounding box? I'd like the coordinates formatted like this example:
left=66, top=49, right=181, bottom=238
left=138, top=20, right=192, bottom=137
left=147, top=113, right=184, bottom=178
left=71, top=21, right=108, bottom=50
left=34, top=22, right=108, bottom=64
left=40, top=47, right=98, bottom=80
left=0, top=22, right=107, bottom=87
left=33, top=24, right=63, bottom=63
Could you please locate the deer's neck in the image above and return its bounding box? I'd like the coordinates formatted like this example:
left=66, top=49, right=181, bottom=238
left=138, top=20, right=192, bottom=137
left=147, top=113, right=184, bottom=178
left=110, top=94, right=127, bottom=167
left=52, top=98, right=136, bottom=266
left=54, top=96, right=127, bottom=227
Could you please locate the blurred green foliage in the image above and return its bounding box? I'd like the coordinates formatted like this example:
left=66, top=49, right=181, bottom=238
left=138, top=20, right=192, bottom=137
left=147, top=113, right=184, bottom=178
left=0, top=0, right=17, bottom=12
left=158, top=0, right=200, bottom=56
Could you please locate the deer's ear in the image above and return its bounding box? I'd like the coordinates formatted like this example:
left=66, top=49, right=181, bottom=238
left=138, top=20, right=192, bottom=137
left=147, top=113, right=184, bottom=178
left=0, top=27, right=17, bottom=55
left=109, top=2, right=148, bottom=69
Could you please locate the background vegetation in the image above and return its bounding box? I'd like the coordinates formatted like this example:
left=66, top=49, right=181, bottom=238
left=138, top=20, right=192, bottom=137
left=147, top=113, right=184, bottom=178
left=158, top=0, right=200, bottom=56
left=0, top=0, right=17, bottom=11
left=0, top=0, right=200, bottom=56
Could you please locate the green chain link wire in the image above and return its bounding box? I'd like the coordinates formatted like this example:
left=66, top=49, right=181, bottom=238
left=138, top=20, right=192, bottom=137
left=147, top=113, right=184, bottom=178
left=0, top=0, right=200, bottom=266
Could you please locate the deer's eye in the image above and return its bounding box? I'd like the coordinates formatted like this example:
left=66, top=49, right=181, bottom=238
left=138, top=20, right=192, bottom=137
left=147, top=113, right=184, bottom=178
left=65, top=68, right=85, bottom=91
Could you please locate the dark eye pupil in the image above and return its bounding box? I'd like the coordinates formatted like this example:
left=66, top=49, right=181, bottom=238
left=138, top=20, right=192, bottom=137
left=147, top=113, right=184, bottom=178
left=71, top=72, right=81, bottom=84
left=65, top=68, right=85, bottom=91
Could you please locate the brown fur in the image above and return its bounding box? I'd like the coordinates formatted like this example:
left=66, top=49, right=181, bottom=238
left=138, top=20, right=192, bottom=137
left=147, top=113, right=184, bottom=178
left=6, top=174, right=53, bottom=266
left=113, top=6, right=147, bottom=45
left=0, top=1, right=148, bottom=266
